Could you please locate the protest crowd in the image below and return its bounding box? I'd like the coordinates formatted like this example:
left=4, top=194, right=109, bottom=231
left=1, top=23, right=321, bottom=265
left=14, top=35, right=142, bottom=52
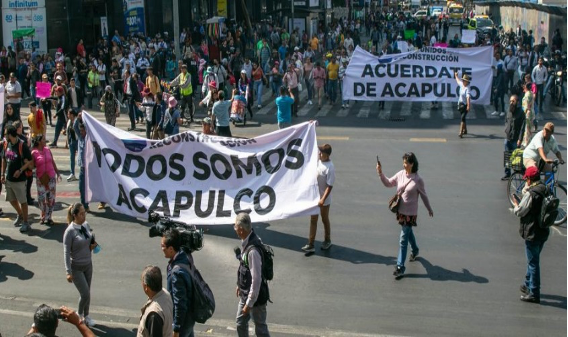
left=0, top=3, right=565, bottom=336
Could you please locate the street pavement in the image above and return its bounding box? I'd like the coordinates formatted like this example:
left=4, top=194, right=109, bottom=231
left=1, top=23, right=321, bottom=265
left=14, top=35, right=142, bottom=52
left=0, top=27, right=567, bottom=335
left=0, top=88, right=565, bottom=336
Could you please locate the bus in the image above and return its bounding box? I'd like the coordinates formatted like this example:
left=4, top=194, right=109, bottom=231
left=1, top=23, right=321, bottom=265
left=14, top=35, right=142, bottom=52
left=448, top=4, right=464, bottom=25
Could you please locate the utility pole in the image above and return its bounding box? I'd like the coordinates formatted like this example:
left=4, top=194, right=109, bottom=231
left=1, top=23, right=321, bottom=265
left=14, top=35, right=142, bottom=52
left=291, top=0, right=295, bottom=32
left=173, top=0, right=180, bottom=59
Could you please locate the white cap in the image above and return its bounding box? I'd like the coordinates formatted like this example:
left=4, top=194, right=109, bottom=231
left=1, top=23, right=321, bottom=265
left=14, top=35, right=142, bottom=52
left=56, top=75, right=63, bottom=80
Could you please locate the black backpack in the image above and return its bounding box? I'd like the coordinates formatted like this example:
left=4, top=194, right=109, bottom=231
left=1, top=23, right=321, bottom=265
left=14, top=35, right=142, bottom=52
left=174, top=262, right=215, bottom=324
left=244, top=243, right=274, bottom=281
left=536, top=189, right=560, bottom=228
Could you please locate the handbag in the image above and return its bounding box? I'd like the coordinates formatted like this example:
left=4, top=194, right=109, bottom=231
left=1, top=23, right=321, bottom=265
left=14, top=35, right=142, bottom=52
left=388, top=179, right=412, bottom=214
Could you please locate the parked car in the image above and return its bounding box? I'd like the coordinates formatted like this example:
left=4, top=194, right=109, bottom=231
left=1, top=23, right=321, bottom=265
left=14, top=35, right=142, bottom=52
left=413, top=10, right=428, bottom=20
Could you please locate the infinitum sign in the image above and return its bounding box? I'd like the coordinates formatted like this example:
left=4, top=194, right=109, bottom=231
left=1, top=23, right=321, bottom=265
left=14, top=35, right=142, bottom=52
left=1, top=0, right=47, bottom=54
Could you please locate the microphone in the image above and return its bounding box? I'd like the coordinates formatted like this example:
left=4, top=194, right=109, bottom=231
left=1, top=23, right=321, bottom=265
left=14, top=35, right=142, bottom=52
left=234, top=247, right=242, bottom=260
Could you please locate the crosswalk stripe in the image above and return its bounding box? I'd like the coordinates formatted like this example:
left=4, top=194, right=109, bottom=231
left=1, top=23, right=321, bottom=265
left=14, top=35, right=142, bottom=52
left=441, top=102, right=456, bottom=119
left=356, top=101, right=373, bottom=118
left=400, top=101, right=412, bottom=117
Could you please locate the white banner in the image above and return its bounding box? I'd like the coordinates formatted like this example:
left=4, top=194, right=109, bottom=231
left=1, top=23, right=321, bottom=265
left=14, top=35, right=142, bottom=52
left=83, top=113, right=321, bottom=225
left=1, top=0, right=47, bottom=54
left=462, top=29, right=476, bottom=44
left=342, top=46, right=493, bottom=105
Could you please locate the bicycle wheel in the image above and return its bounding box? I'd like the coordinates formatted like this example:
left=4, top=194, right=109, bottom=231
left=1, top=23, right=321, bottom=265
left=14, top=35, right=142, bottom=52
left=507, top=171, right=525, bottom=207
left=553, top=184, right=567, bottom=225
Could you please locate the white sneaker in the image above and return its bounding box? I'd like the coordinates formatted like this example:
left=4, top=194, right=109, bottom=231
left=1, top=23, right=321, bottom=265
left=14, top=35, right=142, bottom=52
left=499, top=111, right=505, bottom=117
left=341, top=104, right=345, bottom=108
left=491, top=111, right=499, bottom=116
left=346, top=103, right=349, bottom=108
left=83, top=315, right=96, bottom=327
left=67, top=174, right=77, bottom=182
left=308, top=100, right=313, bottom=105
left=257, top=104, right=262, bottom=109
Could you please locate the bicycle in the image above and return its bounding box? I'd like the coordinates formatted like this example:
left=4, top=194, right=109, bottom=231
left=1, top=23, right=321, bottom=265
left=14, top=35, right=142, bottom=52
left=507, top=159, right=567, bottom=225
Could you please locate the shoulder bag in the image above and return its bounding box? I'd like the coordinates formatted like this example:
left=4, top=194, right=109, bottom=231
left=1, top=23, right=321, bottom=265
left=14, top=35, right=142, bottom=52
left=388, top=179, right=412, bottom=214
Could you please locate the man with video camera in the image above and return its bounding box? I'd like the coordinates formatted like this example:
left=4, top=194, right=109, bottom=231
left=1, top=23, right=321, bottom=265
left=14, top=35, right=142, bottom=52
left=25, top=304, right=95, bottom=337
left=161, top=229, right=195, bottom=337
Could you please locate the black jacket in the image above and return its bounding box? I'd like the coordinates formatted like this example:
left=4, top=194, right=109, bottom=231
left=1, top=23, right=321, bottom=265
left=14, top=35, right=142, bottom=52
left=504, top=105, right=524, bottom=142
left=519, top=182, right=550, bottom=242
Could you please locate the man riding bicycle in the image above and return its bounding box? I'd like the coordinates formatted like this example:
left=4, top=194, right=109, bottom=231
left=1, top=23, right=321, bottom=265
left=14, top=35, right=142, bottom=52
left=169, top=64, right=194, bottom=123
left=522, top=122, right=565, bottom=171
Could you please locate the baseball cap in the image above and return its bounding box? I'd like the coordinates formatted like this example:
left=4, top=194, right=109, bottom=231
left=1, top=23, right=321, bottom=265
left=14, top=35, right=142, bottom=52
left=523, top=166, right=539, bottom=180
left=318, top=144, right=332, bottom=155
left=56, top=75, right=63, bottom=80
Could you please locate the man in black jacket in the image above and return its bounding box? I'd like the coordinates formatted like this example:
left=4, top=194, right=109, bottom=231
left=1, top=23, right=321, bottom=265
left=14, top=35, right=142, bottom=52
left=502, top=95, right=524, bottom=180
left=162, top=229, right=194, bottom=337
left=234, top=212, right=270, bottom=337
left=512, top=166, right=549, bottom=304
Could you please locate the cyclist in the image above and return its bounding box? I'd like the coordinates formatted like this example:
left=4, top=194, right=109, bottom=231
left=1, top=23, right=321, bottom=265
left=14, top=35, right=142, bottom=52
left=522, top=122, right=565, bottom=171
left=169, top=64, right=194, bottom=123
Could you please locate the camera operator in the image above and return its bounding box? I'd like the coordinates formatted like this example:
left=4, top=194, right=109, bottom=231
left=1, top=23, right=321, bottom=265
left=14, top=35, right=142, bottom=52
left=161, top=229, right=195, bottom=337
left=25, top=304, right=95, bottom=337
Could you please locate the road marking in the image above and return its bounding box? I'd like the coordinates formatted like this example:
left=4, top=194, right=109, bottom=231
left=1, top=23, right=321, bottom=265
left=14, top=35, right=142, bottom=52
left=551, top=226, right=566, bottom=237
left=317, top=136, right=349, bottom=140
left=400, top=101, right=412, bottom=116
left=0, top=305, right=406, bottom=337
left=409, top=138, right=447, bottom=142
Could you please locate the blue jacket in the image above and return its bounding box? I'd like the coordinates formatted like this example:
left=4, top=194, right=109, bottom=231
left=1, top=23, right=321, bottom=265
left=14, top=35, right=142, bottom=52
left=167, top=251, right=194, bottom=334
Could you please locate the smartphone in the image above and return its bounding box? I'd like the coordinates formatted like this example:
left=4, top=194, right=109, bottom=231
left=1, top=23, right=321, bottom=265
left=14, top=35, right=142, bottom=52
left=376, top=156, right=381, bottom=165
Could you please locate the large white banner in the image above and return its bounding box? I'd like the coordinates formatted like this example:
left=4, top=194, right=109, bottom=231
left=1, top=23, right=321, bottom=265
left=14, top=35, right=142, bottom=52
left=1, top=0, right=47, bottom=54
left=83, top=113, right=321, bottom=224
left=342, top=46, right=493, bottom=104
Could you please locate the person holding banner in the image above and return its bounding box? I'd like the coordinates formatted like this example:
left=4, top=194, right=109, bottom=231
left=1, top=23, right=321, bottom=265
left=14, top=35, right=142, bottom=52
left=454, top=72, right=471, bottom=138
left=302, top=144, right=335, bottom=253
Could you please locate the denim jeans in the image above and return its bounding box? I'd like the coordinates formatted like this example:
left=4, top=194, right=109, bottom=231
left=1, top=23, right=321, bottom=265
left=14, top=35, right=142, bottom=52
left=339, top=80, right=348, bottom=105
left=30, top=85, right=38, bottom=105
left=524, top=240, right=545, bottom=297
left=69, top=140, right=77, bottom=176
left=504, top=139, right=517, bottom=176
left=271, top=79, right=282, bottom=96
left=305, top=78, right=313, bottom=101
left=236, top=298, right=270, bottom=337
left=397, top=225, right=419, bottom=273
left=79, top=166, right=87, bottom=209
left=254, top=80, right=263, bottom=106
left=328, top=79, right=338, bottom=103
left=52, top=116, right=66, bottom=145
left=128, top=99, right=136, bottom=129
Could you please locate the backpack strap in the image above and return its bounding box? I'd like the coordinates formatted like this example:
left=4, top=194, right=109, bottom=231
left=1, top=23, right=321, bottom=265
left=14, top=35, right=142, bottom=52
left=242, top=244, right=262, bottom=270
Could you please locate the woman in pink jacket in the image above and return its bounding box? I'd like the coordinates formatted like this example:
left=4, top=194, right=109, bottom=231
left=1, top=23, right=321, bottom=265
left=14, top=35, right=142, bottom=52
left=377, top=152, right=434, bottom=280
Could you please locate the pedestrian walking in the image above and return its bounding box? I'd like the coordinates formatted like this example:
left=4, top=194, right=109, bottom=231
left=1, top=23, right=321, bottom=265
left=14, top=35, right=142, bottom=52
left=31, top=135, right=61, bottom=226
left=234, top=212, right=271, bottom=337
left=66, top=109, right=79, bottom=182
left=74, top=116, right=88, bottom=211
left=211, top=90, right=232, bottom=137
left=99, top=86, right=120, bottom=127
left=49, top=86, right=68, bottom=148
left=63, top=203, right=98, bottom=327
left=138, top=265, right=174, bottom=337
left=1, top=124, right=33, bottom=232
left=520, top=82, right=535, bottom=148
left=512, top=166, right=548, bottom=304
left=502, top=95, right=524, bottom=180
left=26, top=101, right=46, bottom=139
left=282, top=64, right=300, bottom=117
left=161, top=229, right=195, bottom=337
left=454, top=72, right=471, bottom=138
left=301, top=144, right=335, bottom=253
left=376, top=152, right=433, bottom=280
left=275, top=86, right=294, bottom=129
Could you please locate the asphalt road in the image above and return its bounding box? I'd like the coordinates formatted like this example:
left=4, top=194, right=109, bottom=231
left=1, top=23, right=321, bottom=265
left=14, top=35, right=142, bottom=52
left=0, top=88, right=566, bottom=337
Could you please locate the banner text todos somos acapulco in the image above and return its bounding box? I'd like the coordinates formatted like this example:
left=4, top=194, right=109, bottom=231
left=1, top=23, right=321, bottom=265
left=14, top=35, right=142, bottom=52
left=82, top=113, right=320, bottom=224
left=342, top=46, right=493, bottom=104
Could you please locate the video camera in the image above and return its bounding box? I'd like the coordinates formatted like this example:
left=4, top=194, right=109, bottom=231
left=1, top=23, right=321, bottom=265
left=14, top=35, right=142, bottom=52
left=148, top=210, right=204, bottom=253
